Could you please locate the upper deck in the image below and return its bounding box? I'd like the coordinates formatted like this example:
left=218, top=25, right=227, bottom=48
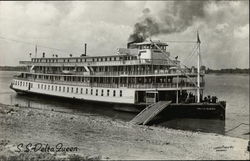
left=19, top=41, right=179, bottom=67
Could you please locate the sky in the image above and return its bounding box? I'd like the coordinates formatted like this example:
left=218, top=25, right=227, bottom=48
left=0, top=1, right=249, bottom=69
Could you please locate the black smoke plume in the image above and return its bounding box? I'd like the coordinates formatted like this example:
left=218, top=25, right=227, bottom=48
left=128, top=8, right=159, bottom=43
left=128, top=1, right=208, bottom=43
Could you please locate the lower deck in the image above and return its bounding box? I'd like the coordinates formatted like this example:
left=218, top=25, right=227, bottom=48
left=10, top=79, right=226, bottom=121
left=11, top=79, right=202, bottom=105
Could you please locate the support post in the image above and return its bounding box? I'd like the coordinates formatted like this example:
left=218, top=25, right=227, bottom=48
left=176, top=91, right=179, bottom=104
left=197, top=32, right=201, bottom=103
left=176, top=75, right=179, bottom=104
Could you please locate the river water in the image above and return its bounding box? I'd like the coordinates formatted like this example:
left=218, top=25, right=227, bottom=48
left=0, top=71, right=249, bottom=139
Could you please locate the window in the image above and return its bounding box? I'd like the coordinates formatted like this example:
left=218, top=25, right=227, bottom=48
left=76, top=88, right=78, bottom=93
left=41, top=84, right=43, bottom=89
left=59, top=86, right=61, bottom=92
left=107, top=90, right=110, bottom=96
left=86, top=88, right=88, bottom=94
left=63, top=87, right=65, bottom=92
left=44, top=85, right=46, bottom=90
left=38, top=84, right=40, bottom=89
left=55, top=86, right=57, bottom=91
left=67, top=87, right=69, bottom=93
left=71, top=87, right=74, bottom=93
left=48, top=85, right=50, bottom=90
left=101, top=89, right=104, bottom=96
left=52, top=85, right=54, bottom=91
left=81, top=88, right=83, bottom=94
left=113, top=90, right=116, bottom=97
left=96, top=89, right=98, bottom=96
left=120, top=90, right=122, bottom=97
left=91, top=89, right=93, bottom=95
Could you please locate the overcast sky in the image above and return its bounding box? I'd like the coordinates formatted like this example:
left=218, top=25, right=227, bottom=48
left=0, top=1, right=249, bottom=69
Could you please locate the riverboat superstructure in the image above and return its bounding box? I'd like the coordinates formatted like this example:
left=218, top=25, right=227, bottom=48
left=10, top=38, right=226, bottom=120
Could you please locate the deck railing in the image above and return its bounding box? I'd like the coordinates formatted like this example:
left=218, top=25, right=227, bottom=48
left=18, top=69, right=205, bottom=77
left=13, top=76, right=205, bottom=89
left=20, top=59, right=179, bottom=66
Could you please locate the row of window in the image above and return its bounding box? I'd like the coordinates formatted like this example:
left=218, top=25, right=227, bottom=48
left=15, top=80, right=33, bottom=88
left=31, top=56, right=137, bottom=63
left=14, top=80, right=123, bottom=97
left=37, top=83, right=122, bottom=97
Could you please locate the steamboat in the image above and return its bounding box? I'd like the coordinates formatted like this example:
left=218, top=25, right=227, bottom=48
left=10, top=35, right=226, bottom=122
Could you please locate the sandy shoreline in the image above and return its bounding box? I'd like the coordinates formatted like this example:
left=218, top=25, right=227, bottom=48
left=0, top=103, right=248, bottom=160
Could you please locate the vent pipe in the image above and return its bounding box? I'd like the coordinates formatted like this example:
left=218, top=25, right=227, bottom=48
left=84, top=43, right=87, bottom=56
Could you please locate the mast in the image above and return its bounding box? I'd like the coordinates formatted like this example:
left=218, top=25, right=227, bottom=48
left=197, top=31, right=201, bottom=103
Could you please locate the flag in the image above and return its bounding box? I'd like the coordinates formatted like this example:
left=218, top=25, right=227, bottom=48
left=197, top=31, right=201, bottom=44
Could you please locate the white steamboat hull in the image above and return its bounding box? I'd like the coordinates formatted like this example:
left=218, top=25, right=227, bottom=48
left=11, top=79, right=136, bottom=104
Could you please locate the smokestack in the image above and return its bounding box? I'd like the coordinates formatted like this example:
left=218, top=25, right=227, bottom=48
left=84, top=43, right=87, bottom=56
left=127, top=40, right=137, bottom=49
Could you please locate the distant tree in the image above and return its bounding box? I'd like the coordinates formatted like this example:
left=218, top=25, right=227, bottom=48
left=200, top=65, right=206, bottom=71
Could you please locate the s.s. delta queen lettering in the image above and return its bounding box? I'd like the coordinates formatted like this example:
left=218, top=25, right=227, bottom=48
left=15, top=143, right=78, bottom=153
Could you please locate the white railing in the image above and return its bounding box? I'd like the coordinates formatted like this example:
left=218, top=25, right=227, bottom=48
left=13, top=76, right=204, bottom=89
left=19, top=59, right=179, bottom=66
left=18, top=69, right=205, bottom=77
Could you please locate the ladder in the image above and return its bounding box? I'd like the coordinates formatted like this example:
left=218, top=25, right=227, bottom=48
left=130, top=101, right=172, bottom=125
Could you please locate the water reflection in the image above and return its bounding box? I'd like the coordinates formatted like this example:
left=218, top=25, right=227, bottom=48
left=13, top=93, right=135, bottom=121
left=157, top=118, right=225, bottom=135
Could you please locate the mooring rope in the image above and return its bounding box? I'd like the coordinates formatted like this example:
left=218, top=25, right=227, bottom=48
left=225, top=122, right=250, bottom=133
